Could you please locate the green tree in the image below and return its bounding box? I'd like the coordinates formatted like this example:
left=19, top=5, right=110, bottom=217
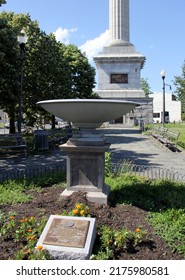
left=0, top=12, right=44, bottom=132
left=141, top=78, right=152, bottom=97
left=63, top=44, right=96, bottom=99
left=0, top=12, right=96, bottom=131
left=23, top=28, right=70, bottom=127
left=0, top=0, right=6, bottom=7
left=0, top=13, right=20, bottom=133
left=174, top=61, right=185, bottom=119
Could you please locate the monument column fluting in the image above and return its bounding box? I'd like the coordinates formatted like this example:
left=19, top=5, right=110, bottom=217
left=109, top=0, right=130, bottom=45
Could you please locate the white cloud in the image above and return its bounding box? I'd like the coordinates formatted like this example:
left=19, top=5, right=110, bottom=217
left=80, top=30, right=110, bottom=62
left=54, top=27, right=77, bottom=44
left=53, top=28, right=110, bottom=62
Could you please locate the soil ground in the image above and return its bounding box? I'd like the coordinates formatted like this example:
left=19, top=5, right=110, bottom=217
left=0, top=186, right=183, bottom=260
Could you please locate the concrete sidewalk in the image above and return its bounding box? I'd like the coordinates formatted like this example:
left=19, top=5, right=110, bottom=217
left=100, top=127, right=185, bottom=174
left=0, top=127, right=185, bottom=176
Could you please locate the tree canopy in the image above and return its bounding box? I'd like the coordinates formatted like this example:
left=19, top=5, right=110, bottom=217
left=141, top=78, right=152, bottom=97
left=174, top=61, right=185, bottom=119
left=0, top=12, right=96, bottom=131
left=0, top=0, right=6, bottom=7
left=0, top=13, right=20, bottom=132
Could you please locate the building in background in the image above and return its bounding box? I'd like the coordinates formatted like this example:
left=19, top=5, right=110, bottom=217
left=0, top=110, right=6, bottom=123
left=149, top=93, right=182, bottom=123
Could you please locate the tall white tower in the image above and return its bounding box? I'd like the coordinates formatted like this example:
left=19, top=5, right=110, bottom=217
left=94, top=0, right=146, bottom=101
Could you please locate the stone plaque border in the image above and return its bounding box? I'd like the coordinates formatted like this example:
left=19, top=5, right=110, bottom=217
left=36, top=215, right=96, bottom=259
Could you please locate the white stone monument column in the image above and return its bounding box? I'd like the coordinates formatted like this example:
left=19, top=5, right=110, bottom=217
left=109, top=0, right=130, bottom=45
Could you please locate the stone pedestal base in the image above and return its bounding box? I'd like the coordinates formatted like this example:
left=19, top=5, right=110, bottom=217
left=60, top=132, right=110, bottom=204
left=61, top=184, right=110, bottom=204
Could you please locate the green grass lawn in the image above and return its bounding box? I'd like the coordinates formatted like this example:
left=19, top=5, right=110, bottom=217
left=165, top=123, right=185, bottom=146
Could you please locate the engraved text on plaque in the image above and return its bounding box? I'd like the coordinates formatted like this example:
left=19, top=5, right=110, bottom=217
left=43, top=218, right=90, bottom=248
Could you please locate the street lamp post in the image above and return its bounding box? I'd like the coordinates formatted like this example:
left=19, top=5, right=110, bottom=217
left=17, top=29, right=27, bottom=144
left=161, top=69, right=166, bottom=128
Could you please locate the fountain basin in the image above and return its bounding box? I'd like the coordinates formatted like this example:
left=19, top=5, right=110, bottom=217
left=37, top=99, right=139, bottom=128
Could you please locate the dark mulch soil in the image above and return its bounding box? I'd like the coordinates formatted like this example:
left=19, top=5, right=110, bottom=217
left=0, top=186, right=183, bottom=260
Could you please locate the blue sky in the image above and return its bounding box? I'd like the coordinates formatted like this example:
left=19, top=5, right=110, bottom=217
left=1, top=0, right=185, bottom=93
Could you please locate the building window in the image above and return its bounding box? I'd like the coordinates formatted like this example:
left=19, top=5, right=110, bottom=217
left=110, top=74, right=128, bottom=84
left=153, top=113, right=160, bottom=118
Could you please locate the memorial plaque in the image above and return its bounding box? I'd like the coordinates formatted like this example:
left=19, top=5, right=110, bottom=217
left=42, top=218, right=90, bottom=248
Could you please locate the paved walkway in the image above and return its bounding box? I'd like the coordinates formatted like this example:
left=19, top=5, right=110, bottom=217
left=101, top=127, right=185, bottom=174
left=0, top=127, right=185, bottom=175
left=0, top=149, right=66, bottom=173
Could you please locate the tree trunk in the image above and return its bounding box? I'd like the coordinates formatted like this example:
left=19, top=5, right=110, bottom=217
left=9, top=116, right=16, bottom=134
left=51, top=115, right=56, bottom=129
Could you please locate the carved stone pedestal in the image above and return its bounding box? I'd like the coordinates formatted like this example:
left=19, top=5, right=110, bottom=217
left=60, top=131, right=110, bottom=204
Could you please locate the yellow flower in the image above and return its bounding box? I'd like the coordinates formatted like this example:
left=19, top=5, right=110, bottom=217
left=80, top=210, right=85, bottom=216
left=27, top=229, right=32, bottom=233
left=20, top=219, right=24, bottom=223
left=28, top=235, right=35, bottom=241
left=76, top=204, right=81, bottom=210
left=23, top=249, right=30, bottom=255
left=9, top=216, right=15, bottom=220
left=135, top=228, right=141, bottom=233
left=73, top=209, right=79, bottom=215
left=37, top=245, right=43, bottom=251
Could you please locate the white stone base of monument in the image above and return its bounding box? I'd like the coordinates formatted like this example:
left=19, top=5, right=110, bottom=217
left=36, top=215, right=96, bottom=260
left=61, top=184, right=110, bottom=204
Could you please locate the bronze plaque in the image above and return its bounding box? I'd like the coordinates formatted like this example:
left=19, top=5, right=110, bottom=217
left=43, top=218, right=90, bottom=248
left=111, top=73, right=128, bottom=84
